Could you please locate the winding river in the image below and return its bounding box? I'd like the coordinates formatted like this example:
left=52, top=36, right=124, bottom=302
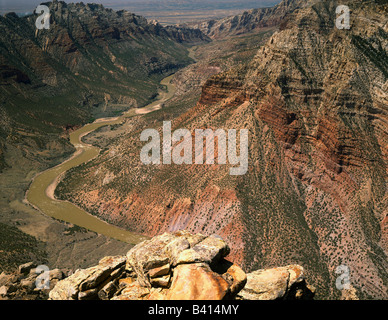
left=26, top=75, right=176, bottom=245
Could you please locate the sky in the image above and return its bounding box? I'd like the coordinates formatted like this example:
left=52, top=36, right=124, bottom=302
left=0, top=0, right=279, bottom=15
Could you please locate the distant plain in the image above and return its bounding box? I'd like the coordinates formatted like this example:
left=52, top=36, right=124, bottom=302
left=0, top=0, right=279, bottom=24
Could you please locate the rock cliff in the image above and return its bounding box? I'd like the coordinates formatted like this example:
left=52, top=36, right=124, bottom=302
left=0, top=0, right=209, bottom=108
left=197, top=0, right=388, bottom=299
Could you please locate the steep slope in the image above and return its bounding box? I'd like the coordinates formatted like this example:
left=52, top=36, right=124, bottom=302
left=56, top=0, right=387, bottom=299
left=194, top=0, right=316, bottom=39
left=0, top=1, right=209, bottom=273
left=0, top=0, right=209, bottom=171
left=199, top=0, right=388, bottom=299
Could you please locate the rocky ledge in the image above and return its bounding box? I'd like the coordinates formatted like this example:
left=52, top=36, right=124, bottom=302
left=46, top=231, right=315, bottom=300
left=0, top=231, right=315, bottom=300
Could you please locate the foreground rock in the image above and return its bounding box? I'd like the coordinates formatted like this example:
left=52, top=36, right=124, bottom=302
left=0, top=264, right=68, bottom=300
left=48, top=231, right=314, bottom=300
left=237, top=265, right=315, bottom=300
left=48, top=256, right=126, bottom=300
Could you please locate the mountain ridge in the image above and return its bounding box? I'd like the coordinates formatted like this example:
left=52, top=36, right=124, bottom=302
left=0, top=1, right=208, bottom=275
left=0, top=1, right=209, bottom=172
left=192, top=0, right=315, bottom=38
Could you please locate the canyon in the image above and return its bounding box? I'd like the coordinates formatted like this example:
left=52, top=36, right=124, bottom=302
left=0, top=0, right=386, bottom=301
left=55, top=0, right=388, bottom=299
left=0, top=1, right=208, bottom=273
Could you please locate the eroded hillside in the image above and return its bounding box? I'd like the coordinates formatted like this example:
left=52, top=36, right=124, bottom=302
left=0, top=1, right=209, bottom=272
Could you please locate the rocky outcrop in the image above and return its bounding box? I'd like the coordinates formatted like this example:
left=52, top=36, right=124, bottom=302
left=48, top=256, right=126, bottom=300
left=237, top=265, right=315, bottom=300
left=0, top=262, right=69, bottom=300
left=48, top=231, right=314, bottom=300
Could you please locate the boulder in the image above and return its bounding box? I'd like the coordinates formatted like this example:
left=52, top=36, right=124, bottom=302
left=48, top=232, right=314, bottom=301
left=18, top=262, right=37, bottom=275
left=173, top=235, right=230, bottom=266
left=191, top=235, right=230, bottom=264
left=167, top=263, right=230, bottom=300
left=126, top=231, right=229, bottom=287
left=48, top=269, right=90, bottom=300
left=49, top=256, right=126, bottom=300
left=213, top=259, right=247, bottom=298
left=237, top=265, right=314, bottom=300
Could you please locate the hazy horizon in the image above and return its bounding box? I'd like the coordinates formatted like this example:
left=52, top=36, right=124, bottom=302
left=0, top=0, right=280, bottom=15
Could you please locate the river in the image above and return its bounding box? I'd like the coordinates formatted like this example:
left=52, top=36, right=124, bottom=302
left=26, top=74, right=176, bottom=245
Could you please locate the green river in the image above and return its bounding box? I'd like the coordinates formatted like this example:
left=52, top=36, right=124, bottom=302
left=26, top=75, right=176, bottom=245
